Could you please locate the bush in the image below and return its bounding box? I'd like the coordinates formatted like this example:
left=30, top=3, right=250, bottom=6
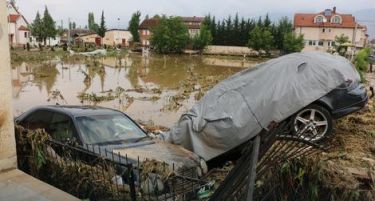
left=354, top=48, right=371, bottom=82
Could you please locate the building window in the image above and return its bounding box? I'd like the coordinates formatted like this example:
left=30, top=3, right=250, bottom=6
left=318, top=41, right=324, bottom=46
left=308, top=40, right=317, bottom=46
left=328, top=41, right=336, bottom=47
left=314, top=15, right=325, bottom=23
left=24, top=32, right=27, bottom=38
left=331, top=15, right=342, bottom=24
left=322, top=28, right=325, bottom=33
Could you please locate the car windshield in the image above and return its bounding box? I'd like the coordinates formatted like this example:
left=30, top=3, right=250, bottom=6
left=75, top=114, right=146, bottom=145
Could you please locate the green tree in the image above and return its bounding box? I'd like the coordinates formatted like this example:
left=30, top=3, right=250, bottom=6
left=248, top=26, right=273, bottom=55
left=31, top=11, right=43, bottom=42
left=282, top=32, right=304, bottom=54
left=334, top=34, right=350, bottom=56
left=42, top=6, right=56, bottom=44
left=128, top=11, right=141, bottom=42
left=150, top=16, right=190, bottom=54
left=88, top=12, right=94, bottom=30
left=264, top=14, right=271, bottom=28
left=97, top=11, right=107, bottom=40
left=88, top=12, right=99, bottom=32
left=273, top=17, right=293, bottom=50
left=354, top=48, right=371, bottom=82
left=192, top=24, right=213, bottom=51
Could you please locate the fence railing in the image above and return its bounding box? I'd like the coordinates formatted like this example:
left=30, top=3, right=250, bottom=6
left=16, top=120, right=329, bottom=201
left=15, top=127, right=208, bottom=201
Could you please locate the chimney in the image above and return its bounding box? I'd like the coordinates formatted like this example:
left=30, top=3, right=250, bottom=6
left=333, top=6, right=336, bottom=13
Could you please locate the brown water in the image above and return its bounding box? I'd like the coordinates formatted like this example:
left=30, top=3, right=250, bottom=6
left=12, top=54, right=264, bottom=127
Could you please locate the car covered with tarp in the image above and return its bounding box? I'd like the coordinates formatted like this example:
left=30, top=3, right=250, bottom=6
left=161, top=52, right=367, bottom=161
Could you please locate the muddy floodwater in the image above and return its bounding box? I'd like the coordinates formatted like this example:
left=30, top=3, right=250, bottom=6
left=12, top=54, right=265, bottom=127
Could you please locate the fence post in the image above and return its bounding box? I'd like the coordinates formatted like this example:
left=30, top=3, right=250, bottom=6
left=128, top=164, right=137, bottom=201
left=246, top=135, right=261, bottom=201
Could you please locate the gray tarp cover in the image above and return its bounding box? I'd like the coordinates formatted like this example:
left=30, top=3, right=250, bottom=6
left=163, top=52, right=360, bottom=160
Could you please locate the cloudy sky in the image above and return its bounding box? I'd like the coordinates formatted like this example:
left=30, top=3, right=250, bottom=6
left=16, top=0, right=375, bottom=29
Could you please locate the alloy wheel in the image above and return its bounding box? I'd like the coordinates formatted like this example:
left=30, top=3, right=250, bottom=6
left=293, top=108, right=329, bottom=141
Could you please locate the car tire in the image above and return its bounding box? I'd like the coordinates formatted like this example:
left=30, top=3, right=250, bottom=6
left=291, top=104, right=333, bottom=142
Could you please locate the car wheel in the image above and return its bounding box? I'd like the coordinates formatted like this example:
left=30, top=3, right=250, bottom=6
left=291, top=104, right=332, bottom=142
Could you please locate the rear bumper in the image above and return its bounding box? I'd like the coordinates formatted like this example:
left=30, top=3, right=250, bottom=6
left=332, top=95, right=368, bottom=119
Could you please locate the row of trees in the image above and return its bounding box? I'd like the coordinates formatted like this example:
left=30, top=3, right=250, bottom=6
left=31, top=9, right=107, bottom=46
left=204, top=14, right=304, bottom=54
left=149, top=14, right=304, bottom=55
left=86, top=11, right=107, bottom=38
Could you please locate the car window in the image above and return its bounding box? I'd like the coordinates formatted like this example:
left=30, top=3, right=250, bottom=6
left=49, top=113, right=75, bottom=142
left=76, top=114, right=146, bottom=145
left=20, top=110, right=53, bottom=130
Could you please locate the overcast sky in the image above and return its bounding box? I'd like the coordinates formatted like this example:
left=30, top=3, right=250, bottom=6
left=16, top=0, right=375, bottom=29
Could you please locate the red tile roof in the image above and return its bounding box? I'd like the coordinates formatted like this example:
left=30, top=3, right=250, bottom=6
left=294, top=10, right=362, bottom=29
left=8, top=14, right=20, bottom=23
left=18, top=25, right=29, bottom=31
left=7, top=2, right=29, bottom=25
left=180, top=17, right=204, bottom=23
left=139, top=18, right=160, bottom=30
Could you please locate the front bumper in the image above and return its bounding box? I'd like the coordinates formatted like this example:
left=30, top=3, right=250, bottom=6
left=332, top=95, right=368, bottom=119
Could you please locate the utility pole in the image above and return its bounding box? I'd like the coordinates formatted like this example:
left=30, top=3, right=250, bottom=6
left=0, top=0, right=17, bottom=172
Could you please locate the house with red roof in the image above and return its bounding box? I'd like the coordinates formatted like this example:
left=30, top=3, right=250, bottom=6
left=7, top=1, right=30, bottom=46
left=294, top=7, right=368, bottom=52
left=139, top=16, right=204, bottom=46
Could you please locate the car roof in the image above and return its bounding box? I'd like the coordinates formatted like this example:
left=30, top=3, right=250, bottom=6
left=33, top=105, right=122, bottom=117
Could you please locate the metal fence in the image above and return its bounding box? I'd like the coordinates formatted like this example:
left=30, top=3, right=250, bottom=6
left=208, top=121, right=329, bottom=201
left=16, top=120, right=328, bottom=201
left=16, top=127, right=207, bottom=201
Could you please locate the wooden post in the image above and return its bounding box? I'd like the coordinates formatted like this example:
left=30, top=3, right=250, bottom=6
left=0, top=0, right=17, bottom=172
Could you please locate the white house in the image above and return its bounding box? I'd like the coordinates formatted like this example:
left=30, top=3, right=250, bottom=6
left=29, top=36, right=62, bottom=47
left=76, top=29, right=133, bottom=47
left=7, top=2, right=30, bottom=46
left=294, top=7, right=368, bottom=52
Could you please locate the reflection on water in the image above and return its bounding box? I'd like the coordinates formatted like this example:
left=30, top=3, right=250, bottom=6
left=12, top=54, right=262, bottom=127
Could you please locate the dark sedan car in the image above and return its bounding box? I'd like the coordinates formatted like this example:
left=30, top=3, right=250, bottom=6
left=290, top=79, right=368, bottom=141
left=15, top=105, right=208, bottom=192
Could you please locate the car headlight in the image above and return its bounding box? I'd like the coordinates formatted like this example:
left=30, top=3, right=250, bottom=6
left=141, top=173, right=164, bottom=194
left=200, top=158, right=208, bottom=174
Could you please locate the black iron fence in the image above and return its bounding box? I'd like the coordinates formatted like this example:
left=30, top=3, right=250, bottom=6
left=16, top=127, right=207, bottom=201
left=16, top=120, right=329, bottom=201
left=207, top=121, right=329, bottom=201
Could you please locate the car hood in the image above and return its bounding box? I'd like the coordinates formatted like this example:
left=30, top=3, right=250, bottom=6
left=107, top=139, right=200, bottom=170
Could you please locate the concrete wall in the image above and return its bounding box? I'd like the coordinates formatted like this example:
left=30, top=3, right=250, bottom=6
left=203, top=45, right=258, bottom=56
left=0, top=0, right=17, bottom=172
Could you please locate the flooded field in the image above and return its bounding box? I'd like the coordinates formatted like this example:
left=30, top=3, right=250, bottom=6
left=12, top=54, right=265, bottom=127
